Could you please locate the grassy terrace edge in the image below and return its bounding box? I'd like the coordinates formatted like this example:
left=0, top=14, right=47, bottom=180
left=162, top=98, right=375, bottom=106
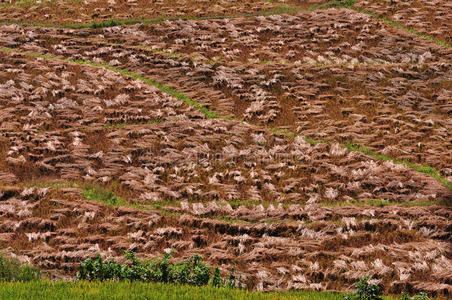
left=0, top=46, right=450, bottom=192
left=0, top=281, right=398, bottom=300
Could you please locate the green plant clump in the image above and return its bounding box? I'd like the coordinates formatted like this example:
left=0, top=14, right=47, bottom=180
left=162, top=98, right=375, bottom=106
left=77, top=251, right=235, bottom=288
left=82, top=185, right=126, bottom=206
left=343, top=277, right=382, bottom=300
left=0, top=281, right=347, bottom=300
left=0, top=254, right=41, bottom=282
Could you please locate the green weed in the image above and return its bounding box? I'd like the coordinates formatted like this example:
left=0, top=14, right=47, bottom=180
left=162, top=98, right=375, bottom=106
left=304, top=136, right=329, bottom=145
left=77, top=251, right=232, bottom=288
left=272, top=128, right=296, bottom=139
left=343, top=277, right=382, bottom=300
left=82, top=185, right=124, bottom=207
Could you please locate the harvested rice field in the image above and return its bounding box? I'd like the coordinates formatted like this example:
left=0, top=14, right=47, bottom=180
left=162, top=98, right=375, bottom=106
left=0, top=0, right=451, bottom=298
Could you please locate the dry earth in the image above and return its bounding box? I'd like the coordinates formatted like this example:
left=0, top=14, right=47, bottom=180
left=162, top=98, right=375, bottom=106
left=0, top=0, right=451, bottom=297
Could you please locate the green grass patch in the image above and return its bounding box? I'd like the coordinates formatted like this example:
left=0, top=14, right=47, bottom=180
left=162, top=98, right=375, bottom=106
left=272, top=128, right=296, bottom=139
left=150, top=200, right=181, bottom=210
left=82, top=185, right=126, bottom=207
left=304, top=136, right=329, bottom=145
left=0, top=281, right=349, bottom=300
left=80, top=184, right=152, bottom=210
left=89, top=18, right=142, bottom=29
left=79, top=182, right=152, bottom=210
left=0, top=254, right=41, bottom=282
left=311, top=0, right=355, bottom=10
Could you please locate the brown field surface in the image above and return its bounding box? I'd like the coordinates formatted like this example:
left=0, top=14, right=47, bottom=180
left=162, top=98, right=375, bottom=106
left=353, top=0, right=452, bottom=44
left=0, top=0, right=451, bottom=298
left=0, top=0, right=321, bottom=26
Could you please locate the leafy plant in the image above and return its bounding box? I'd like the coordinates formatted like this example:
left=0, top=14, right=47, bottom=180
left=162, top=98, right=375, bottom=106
left=211, top=267, right=222, bottom=287
left=77, top=251, right=233, bottom=288
left=343, top=277, right=382, bottom=300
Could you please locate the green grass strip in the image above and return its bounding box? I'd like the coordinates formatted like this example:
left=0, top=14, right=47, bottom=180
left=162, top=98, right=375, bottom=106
left=0, top=46, right=449, bottom=192
left=0, top=280, right=398, bottom=300
left=18, top=179, right=150, bottom=209
left=82, top=184, right=130, bottom=207
left=309, top=0, right=355, bottom=10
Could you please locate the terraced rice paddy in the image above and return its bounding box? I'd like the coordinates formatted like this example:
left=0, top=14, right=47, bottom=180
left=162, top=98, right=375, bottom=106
left=0, top=0, right=450, bottom=298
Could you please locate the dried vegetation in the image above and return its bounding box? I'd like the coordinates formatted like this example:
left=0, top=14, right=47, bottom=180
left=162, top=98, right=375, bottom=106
left=0, top=0, right=451, bottom=297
